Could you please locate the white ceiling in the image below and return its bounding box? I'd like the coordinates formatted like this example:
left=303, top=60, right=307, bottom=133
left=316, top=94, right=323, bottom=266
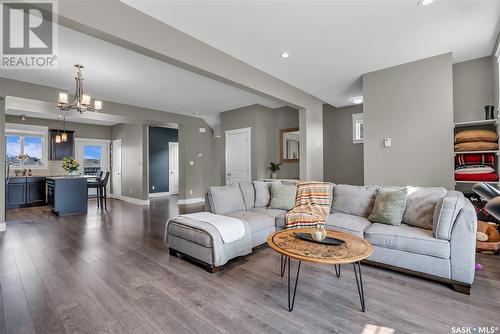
left=124, top=0, right=500, bottom=107
left=0, top=23, right=284, bottom=125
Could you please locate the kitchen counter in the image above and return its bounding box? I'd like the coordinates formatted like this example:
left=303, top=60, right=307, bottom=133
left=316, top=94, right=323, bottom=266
left=46, top=177, right=88, bottom=216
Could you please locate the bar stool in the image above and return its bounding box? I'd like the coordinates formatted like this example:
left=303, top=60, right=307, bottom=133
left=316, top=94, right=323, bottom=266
left=87, top=171, right=103, bottom=207
left=98, top=171, right=110, bottom=210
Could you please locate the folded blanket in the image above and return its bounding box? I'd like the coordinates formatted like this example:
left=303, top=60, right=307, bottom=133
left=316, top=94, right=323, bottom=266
left=285, top=182, right=332, bottom=228
left=455, top=165, right=495, bottom=174
left=180, top=212, right=245, bottom=243
left=455, top=173, right=499, bottom=181
left=455, top=154, right=496, bottom=167
left=455, top=142, right=499, bottom=152
left=455, top=129, right=498, bottom=144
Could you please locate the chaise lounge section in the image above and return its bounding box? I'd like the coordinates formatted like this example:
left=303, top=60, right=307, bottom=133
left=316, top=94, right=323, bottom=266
left=165, top=181, right=477, bottom=293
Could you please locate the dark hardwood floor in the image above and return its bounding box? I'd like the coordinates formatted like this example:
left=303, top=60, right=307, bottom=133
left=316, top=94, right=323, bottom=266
left=1, top=197, right=499, bottom=334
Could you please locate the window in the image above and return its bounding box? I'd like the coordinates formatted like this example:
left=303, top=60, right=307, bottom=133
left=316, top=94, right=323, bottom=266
left=5, top=124, right=47, bottom=168
left=83, top=145, right=102, bottom=176
left=352, top=113, right=364, bottom=144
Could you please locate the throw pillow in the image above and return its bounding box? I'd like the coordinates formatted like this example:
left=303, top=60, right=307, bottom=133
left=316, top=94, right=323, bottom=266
left=208, top=184, right=246, bottom=214
left=368, top=188, right=408, bottom=226
left=454, top=129, right=498, bottom=144
left=403, top=187, right=447, bottom=230
left=269, top=183, right=297, bottom=210
left=332, top=184, right=379, bottom=217
left=454, top=142, right=499, bottom=152
left=253, top=181, right=275, bottom=207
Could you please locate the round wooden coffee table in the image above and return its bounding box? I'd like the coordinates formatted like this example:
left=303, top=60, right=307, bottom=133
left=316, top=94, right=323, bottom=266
left=267, top=228, right=373, bottom=312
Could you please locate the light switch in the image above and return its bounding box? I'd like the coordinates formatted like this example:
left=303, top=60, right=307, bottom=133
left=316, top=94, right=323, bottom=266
left=197, top=152, right=202, bottom=157
left=384, top=138, right=391, bottom=148
left=189, top=160, right=194, bottom=166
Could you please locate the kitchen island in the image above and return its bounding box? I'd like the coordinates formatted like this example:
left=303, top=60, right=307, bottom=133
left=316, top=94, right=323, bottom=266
left=46, top=176, right=88, bottom=216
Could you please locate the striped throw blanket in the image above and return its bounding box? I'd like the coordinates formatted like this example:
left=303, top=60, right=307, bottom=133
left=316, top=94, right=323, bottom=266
left=285, top=182, right=332, bottom=229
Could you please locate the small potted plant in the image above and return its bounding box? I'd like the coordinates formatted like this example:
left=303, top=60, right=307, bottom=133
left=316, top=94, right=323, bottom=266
left=268, top=162, right=282, bottom=179
left=62, top=156, right=80, bottom=176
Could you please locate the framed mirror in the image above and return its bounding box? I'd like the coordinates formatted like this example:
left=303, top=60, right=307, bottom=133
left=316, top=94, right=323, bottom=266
left=280, top=128, right=300, bottom=162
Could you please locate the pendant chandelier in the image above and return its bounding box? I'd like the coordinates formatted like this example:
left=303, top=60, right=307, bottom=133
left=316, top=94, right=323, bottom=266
left=57, top=64, right=102, bottom=113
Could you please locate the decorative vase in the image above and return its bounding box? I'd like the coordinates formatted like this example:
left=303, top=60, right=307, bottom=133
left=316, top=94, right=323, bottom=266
left=271, top=172, right=277, bottom=179
left=485, top=105, right=494, bottom=120
left=311, top=223, right=327, bottom=242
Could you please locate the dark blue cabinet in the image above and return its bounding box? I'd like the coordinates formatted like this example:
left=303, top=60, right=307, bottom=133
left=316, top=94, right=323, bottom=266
left=6, top=177, right=46, bottom=208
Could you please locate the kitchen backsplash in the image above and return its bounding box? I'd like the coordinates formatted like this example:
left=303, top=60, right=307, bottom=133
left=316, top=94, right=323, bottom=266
left=10, top=161, right=67, bottom=177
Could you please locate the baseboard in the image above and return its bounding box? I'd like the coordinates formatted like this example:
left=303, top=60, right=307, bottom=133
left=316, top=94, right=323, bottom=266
left=149, top=192, right=178, bottom=198
left=0, top=222, right=5, bottom=232
left=109, top=194, right=150, bottom=205
left=178, top=197, right=204, bottom=205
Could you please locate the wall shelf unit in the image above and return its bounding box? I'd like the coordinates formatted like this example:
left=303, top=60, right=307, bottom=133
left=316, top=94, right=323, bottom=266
left=454, top=118, right=499, bottom=191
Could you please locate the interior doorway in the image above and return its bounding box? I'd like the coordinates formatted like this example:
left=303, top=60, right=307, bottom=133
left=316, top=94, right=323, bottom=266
left=148, top=126, right=179, bottom=197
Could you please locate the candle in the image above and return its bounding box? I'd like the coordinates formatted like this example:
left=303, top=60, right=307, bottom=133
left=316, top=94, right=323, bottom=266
left=93, top=100, right=102, bottom=111
left=58, top=92, right=68, bottom=104
left=82, top=94, right=91, bottom=105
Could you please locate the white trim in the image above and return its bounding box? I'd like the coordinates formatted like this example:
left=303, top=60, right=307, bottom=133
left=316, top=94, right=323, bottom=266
left=225, top=127, right=251, bottom=185
left=495, top=42, right=500, bottom=61
left=109, top=194, right=150, bottom=205
left=74, top=137, right=111, bottom=144
left=178, top=197, right=204, bottom=205
left=352, top=113, right=364, bottom=144
left=0, top=223, right=5, bottom=232
left=149, top=192, right=172, bottom=198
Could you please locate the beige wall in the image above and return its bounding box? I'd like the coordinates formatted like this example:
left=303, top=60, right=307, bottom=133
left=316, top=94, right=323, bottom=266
left=323, top=104, right=364, bottom=185
left=220, top=104, right=299, bottom=182
left=453, top=56, right=495, bottom=122
left=363, top=53, right=454, bottom=188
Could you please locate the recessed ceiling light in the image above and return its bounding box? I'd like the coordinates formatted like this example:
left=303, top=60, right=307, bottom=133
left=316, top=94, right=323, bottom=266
left=418, top=0, right=434, bottom=6
left=351, top=96, right=363, bottom=104
left=281, top=52, right=290, bottom=58
left=193, top=111, right=200, bottom=115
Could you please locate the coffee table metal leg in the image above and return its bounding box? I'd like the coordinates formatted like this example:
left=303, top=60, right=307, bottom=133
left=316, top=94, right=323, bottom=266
left=280, top=254, right=287, bottom=278
left=352, top=261, right=366, bottom=312
left=334, top=264, right=341, bottom=278
left=287, top=258, right=302, bottom=312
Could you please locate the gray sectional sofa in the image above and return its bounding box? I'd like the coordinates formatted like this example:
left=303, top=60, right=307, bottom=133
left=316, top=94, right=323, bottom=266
left=166, top=181, right=477, bottom=293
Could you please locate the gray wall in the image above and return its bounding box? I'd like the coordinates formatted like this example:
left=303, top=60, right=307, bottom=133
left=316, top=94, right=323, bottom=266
left=220, top=104, right=299, bottom=181
left=363, top=53, right=454, bottom=189
left=453, top=56, right=495, bottom=122
left=5, top=115, right=112, bottom=140
left=323, top=104, right=364, bottom=185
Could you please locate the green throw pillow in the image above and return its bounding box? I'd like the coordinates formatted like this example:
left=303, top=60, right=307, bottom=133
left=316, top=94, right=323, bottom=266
left=368, top=188, right=408, bottom=226
left=269, top=183, right=297, bottom=210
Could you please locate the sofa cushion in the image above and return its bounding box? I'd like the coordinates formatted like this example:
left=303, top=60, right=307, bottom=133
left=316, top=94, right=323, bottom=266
left=365, top=223, right=450, bottom=259
left=332, top=184, right=379, bottom=217
left=239, top=181, right=255, bottom=210
left=404, top=187, right=447, bottom=230
left=208, top=184, right=246, bottom=215
left=433, top=191, right=465, bottom=240
left=226, top=210, right=275, bottom=233
left=168, top=221, right=213, bottom=247
left=253, top=181, right=274, bottom=207
left=269, top=183, right=297, bottom=210
left=250, top=207, right=287, bottom=229
left=368, top=187, right=408, bottom=226
left=326, top=212, right=371, bottom=238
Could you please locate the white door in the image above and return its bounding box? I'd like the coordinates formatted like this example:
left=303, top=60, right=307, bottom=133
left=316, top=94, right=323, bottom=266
left=112, top=139, right=122, bottom=197
left=168, top=142, right=179, bottom=195
left=225, top=127, right=251, bottom=185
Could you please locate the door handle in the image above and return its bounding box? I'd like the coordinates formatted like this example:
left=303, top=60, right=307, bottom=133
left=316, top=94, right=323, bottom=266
left=227, top=173, right=232, bottom=176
